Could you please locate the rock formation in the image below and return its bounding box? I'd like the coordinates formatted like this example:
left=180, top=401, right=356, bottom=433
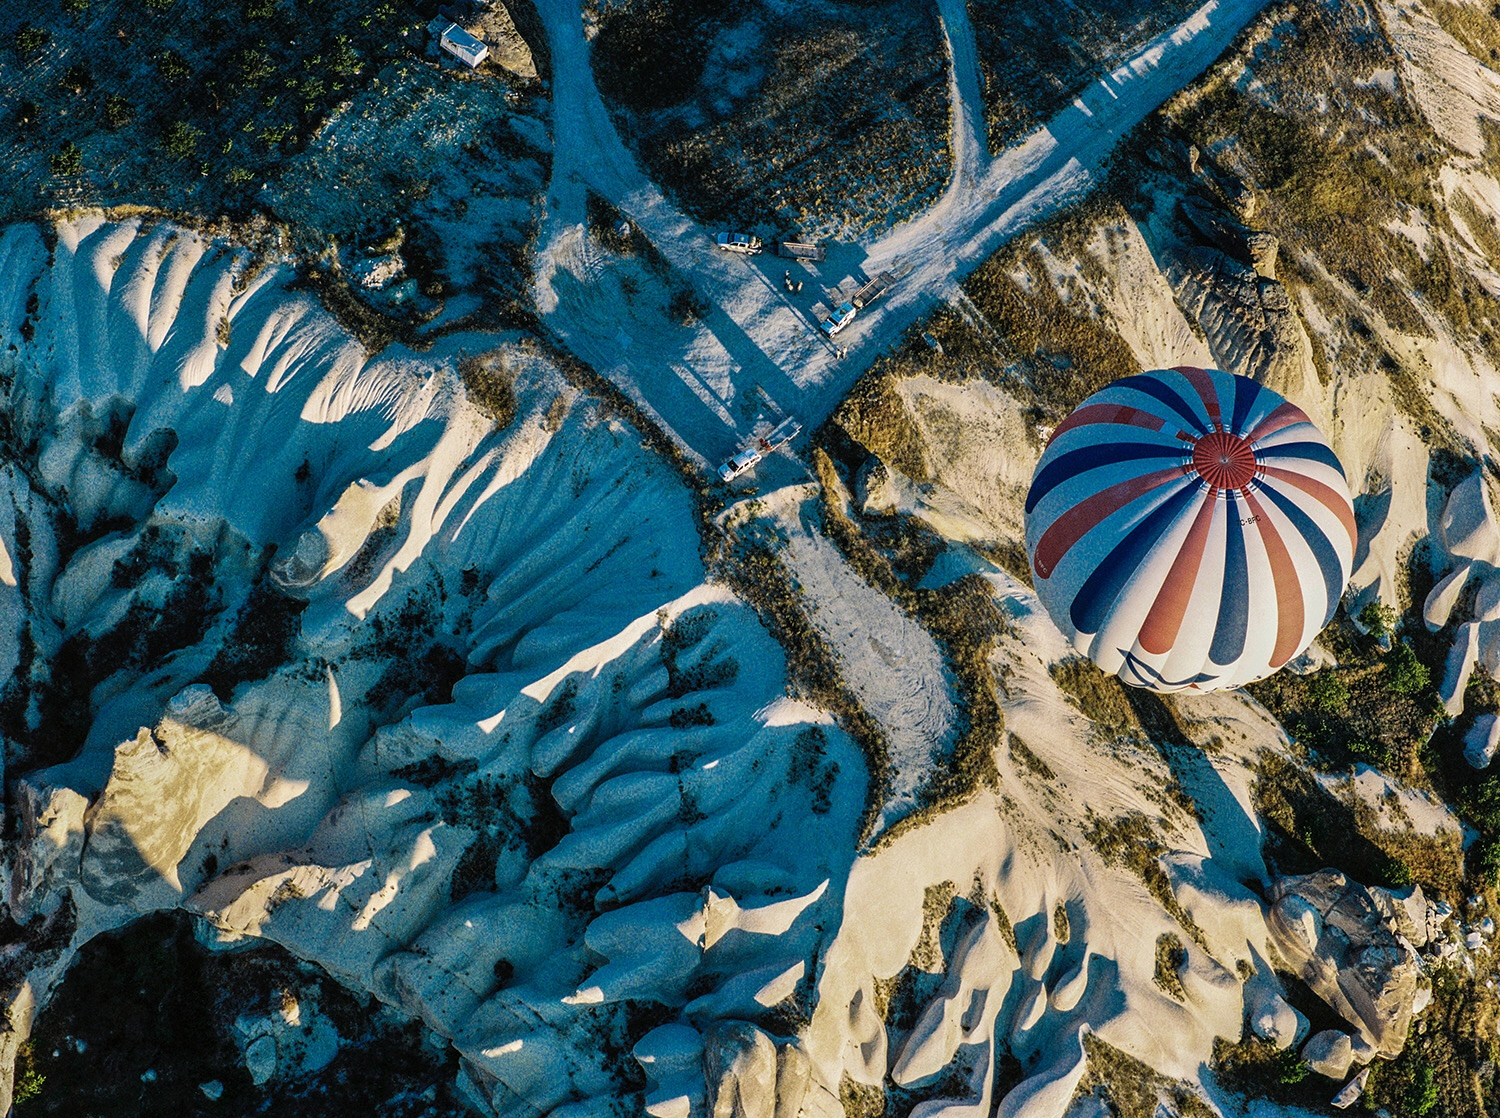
left=1267, top=871, right=1420, bottom=1058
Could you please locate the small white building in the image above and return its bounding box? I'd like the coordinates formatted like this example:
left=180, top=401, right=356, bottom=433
left=428, top=19, right=488, bottom=68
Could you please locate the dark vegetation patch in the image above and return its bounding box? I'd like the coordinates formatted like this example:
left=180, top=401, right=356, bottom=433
left=593, top=0, right=951, bottom=238
left=787, top=724, right=840, bottom=815
left=1363, top=963, right=1498, bottom=1118
left=1211, top=1038, right=1320, bottom=1106
left=1050, top=658, right=1137, bottom=736
left=1152, top=932, right=1187, bottom=1000
left=440, top=770, right=568, bottom=899
left=1251, top=751, right=1458, bottom=896
left=968, top=0, right=1200, bottom=155
left=0, top=0, right=423, bottom=221
left=963, top=244, right=1142, bottom=419
left=199, top=578, right=307, bottom=703
left=18, top=911, right=467, bottom=1118
left=1246, top=584, right=1466, bottom=897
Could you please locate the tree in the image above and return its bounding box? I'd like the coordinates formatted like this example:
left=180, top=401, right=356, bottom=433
left=60, top=61, right=93, bottom=95
left=160, top=121, right=201, bottom=159
left=1307, top=669, right=1350, bottom=712
left=14, top=24, right=49, bottom=61
left=158, top=49, right=191, bottom=83
left=1386, top=642, right=1431, bottom=696
left=103, top=94, right=133, bottom=130
left=1360, top=599, right=1398, bottom=639
left=50, top=141, right=83, bottom=176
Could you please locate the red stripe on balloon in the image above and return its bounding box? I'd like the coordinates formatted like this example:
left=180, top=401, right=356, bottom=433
left=1246, top=401, right=1312, bottom=442
left=1243, top=490, right=1305, bottom=668
left=1048, top=403, right=1168, bottom=445
left=1175, top=366, right=1221, bottom=428
left=1260, top=465, right=1357, bottom=552
left=1138, top=489, right=1218, bottom=655
left=1032, top=468, right=1186, bottom=579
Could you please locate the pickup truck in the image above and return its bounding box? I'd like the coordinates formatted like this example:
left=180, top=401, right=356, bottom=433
left=716, top=417, right=802, bottom=483
left=717, top=447, right=763, bottom=482
left=821, top=301, right=856, bottom=336
left=716, top=232, right=763, bottom=255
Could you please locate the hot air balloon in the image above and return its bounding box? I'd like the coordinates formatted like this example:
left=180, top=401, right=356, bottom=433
left=1024, top=367, right=1355, bottom=692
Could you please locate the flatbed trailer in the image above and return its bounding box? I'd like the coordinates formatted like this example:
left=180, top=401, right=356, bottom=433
left=851, top=271, right=895, bottom=309
left=778, top=241, right=826, bottom=262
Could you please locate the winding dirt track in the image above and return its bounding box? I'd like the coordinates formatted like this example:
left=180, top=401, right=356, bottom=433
left=531, top=0, right=1270, bottom=466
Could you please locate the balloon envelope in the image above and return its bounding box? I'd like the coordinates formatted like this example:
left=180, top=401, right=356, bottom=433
left=1024, top=367, right=1355, bottom=692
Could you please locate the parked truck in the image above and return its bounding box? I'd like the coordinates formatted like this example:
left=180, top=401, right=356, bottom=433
left=716, top=416, right=802, bottom=482
left=821, top=301, right=857, bottom=336
left=715, top=232, right=763, bottom=255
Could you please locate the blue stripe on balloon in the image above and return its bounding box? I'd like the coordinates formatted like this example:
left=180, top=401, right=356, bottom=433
left=1256, top=440, right=1346, bottom=477
left=1110, top=373, right=1209, bottom=432
left=1068, top=481, right=1199, bottom=635
left=1257, top=483, right=1344, bottom=626
left=1230, top=373, right=1261, bottom=436
left=1210, top=494, right=1250, bottom=665
left=1026, top=443, right=1184, bottom=514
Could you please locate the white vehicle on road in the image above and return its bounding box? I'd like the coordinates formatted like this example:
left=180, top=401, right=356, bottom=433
left=717, top=417, right=802, bottom=482
left=715, top=232, right=763, bottom=255
left=718, top=447, right=763, bottom=482
left=821, top=301, right=856, bottom=336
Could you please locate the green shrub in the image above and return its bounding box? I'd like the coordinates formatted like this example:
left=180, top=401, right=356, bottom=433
left=1387, top=643, right=1432, bottom=696
left=50, top=142, right=82, bottom=176
left=60, top=62, right=92, bottom=95
left=1307, top=670, right=1350, bottom=712
left=1360, top=599, right=1398, bottom=638
left=246, top=0, right=275, bottom=16
left=157, top=49, right=191, bottom=83
left=160, top=121, right=201, bottom=159
left=14, top=24, right=49, bottom=60
left=1275, top=1049, right=1310, bottom=1085
left=14, top=1066, right=44, bottom=1104
left=102, top=94, right=133, bottom=130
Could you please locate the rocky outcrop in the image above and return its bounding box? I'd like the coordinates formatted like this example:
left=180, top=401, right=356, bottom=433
left=702, top=1023, right=809, bottom=1118
left=1301, top=1029, right=1355, bottom=1079
left=1267, top=871, right=1420, bottom=1058
left=1165, top=243, right=1320, bottom=409
left=1247, top=990, right=1304, bottom=1050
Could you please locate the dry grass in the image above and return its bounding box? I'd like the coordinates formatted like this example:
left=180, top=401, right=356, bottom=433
left=1070, top=1033, right=1212, bottom=1118
left=458, top=351, right=517, bottom=427
left=969, top=0, right=1198, bottom=155
left=1049, top=659, right=1137, bottom=736
left=963, top=242, right=1142, bottom=419
left=1084, top=811, right=1205, bottom=944
left=1152, top=933, right=1188, bottom=1000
